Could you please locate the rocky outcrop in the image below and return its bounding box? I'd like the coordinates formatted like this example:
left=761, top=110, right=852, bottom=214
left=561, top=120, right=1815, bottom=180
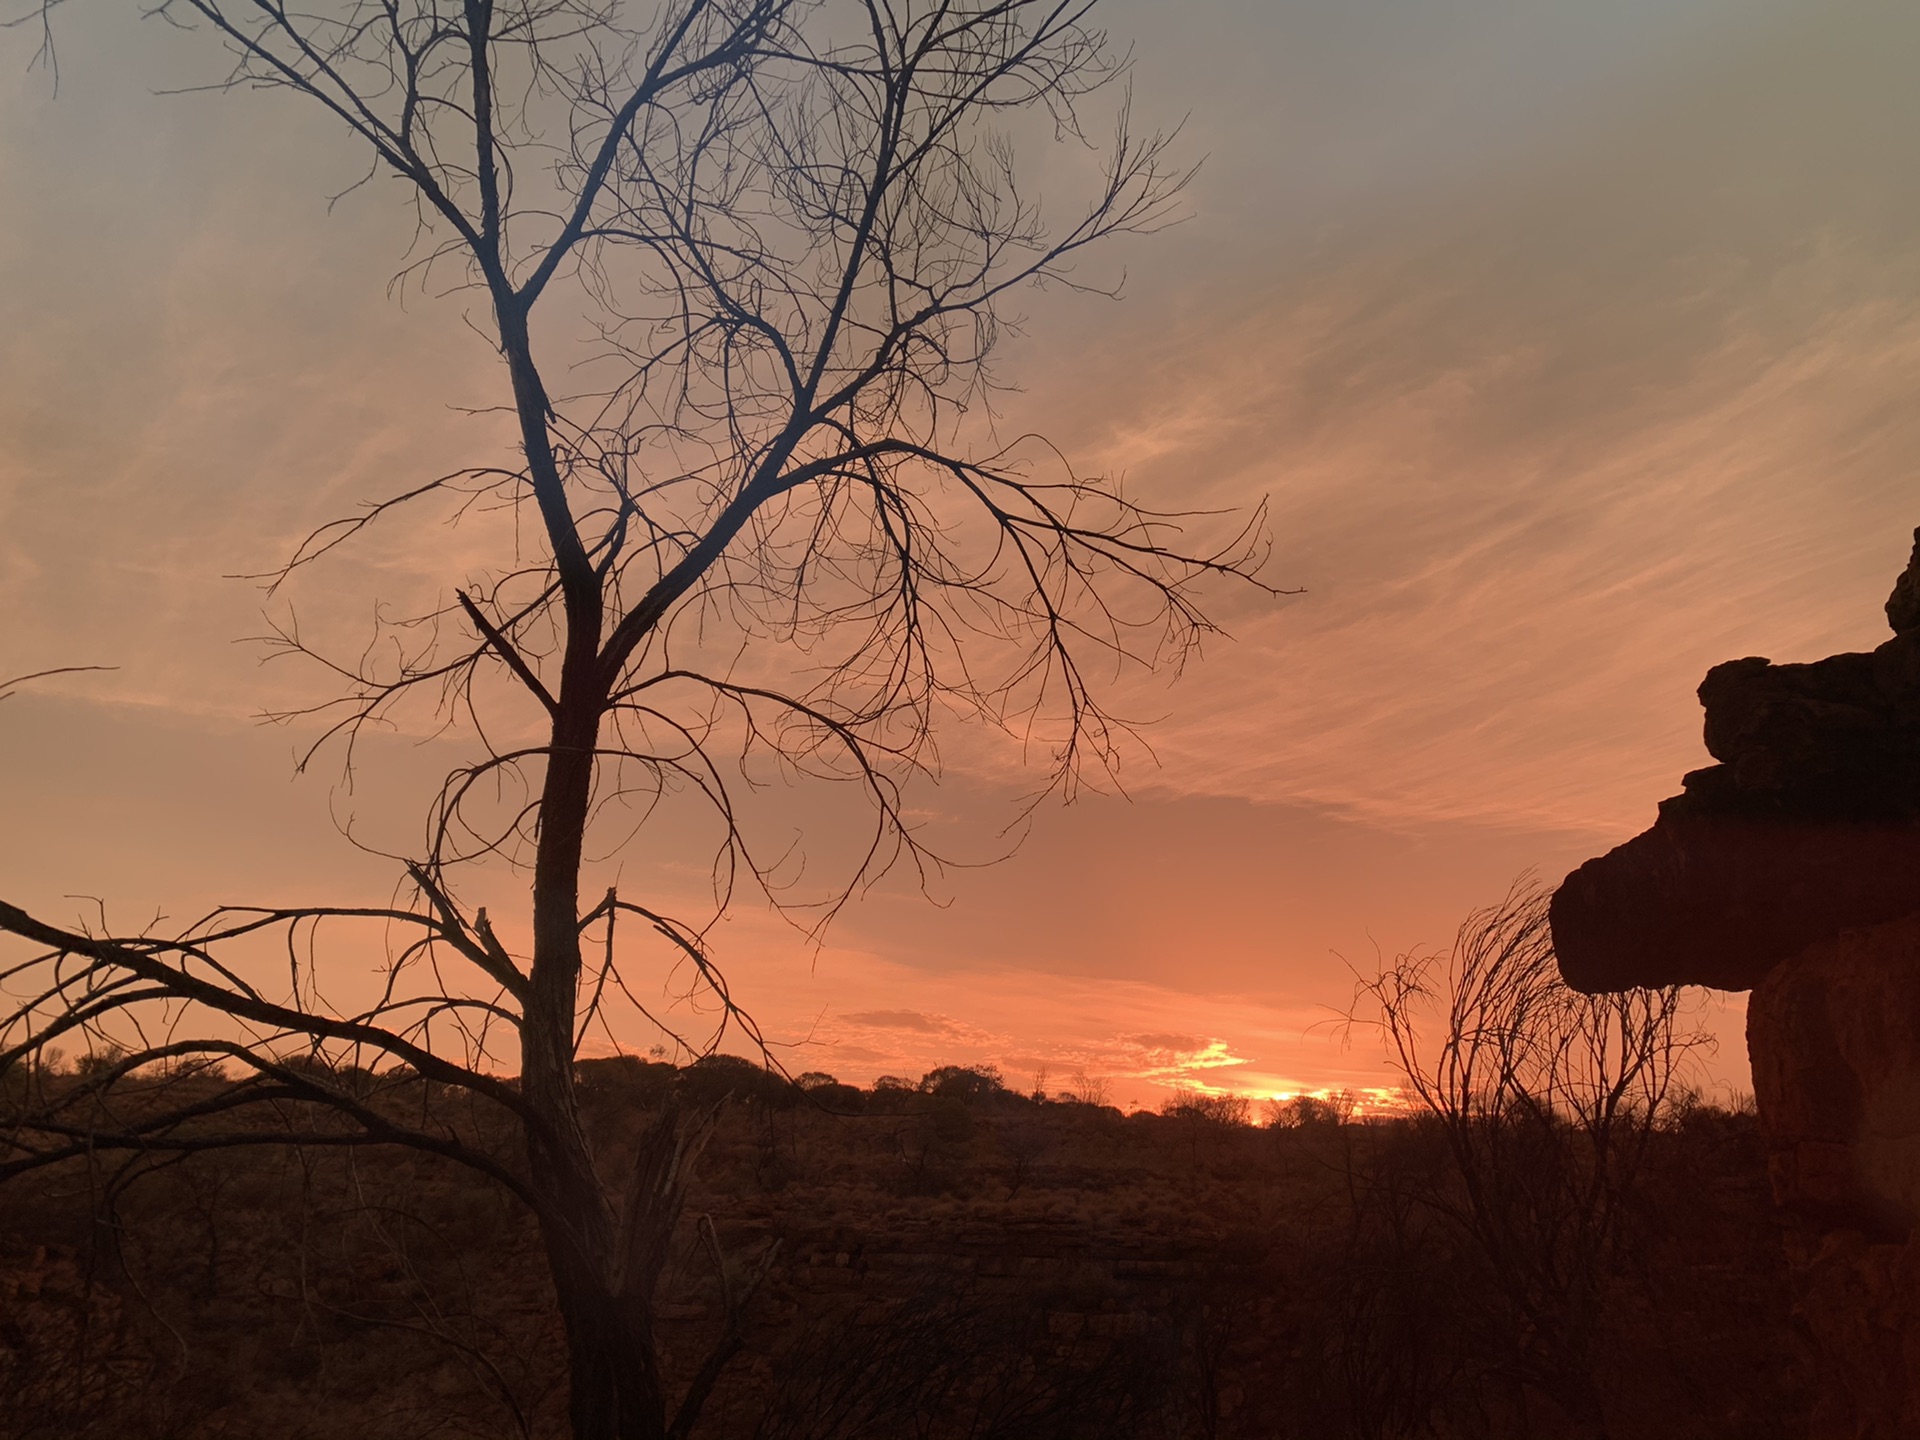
left=1889, top=528, right=1920, bottom=638
left=1552, top=528, right=1920, bottom=994
left=1550, top=528, right=1920, bottom=1438
left=1749, top=913, right=1920, bottom=1439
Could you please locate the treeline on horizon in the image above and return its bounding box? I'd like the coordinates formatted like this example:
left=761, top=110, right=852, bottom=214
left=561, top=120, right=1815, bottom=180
left=18, top=1041, right=1382, bottom=1124
left=589, top=1053, right=1366, bottom=1128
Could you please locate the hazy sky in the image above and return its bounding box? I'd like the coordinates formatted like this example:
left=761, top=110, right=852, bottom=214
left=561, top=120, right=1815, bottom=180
left=5, top=0, right=1917, bottom=1106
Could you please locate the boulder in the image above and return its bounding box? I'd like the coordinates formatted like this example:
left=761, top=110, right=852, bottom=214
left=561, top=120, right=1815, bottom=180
left=1550, top=534, right=1920, bottom=994
left=1551, top=806, right=1920, bottom=992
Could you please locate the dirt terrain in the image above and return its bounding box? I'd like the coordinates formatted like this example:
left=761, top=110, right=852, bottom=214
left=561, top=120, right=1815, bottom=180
left=0, top=1060, right=1803, bottom=1439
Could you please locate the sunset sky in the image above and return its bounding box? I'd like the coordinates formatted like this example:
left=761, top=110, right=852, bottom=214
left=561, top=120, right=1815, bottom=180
left=4, top=0, right=1917, bottom=1109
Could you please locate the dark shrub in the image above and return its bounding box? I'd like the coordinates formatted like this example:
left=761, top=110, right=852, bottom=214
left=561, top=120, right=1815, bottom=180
left=575, top=1055, right=678, bottom=1107
left=678, top=1053, right=796, bottom=1109
left=917, top=1064, right=1004, bottom=1103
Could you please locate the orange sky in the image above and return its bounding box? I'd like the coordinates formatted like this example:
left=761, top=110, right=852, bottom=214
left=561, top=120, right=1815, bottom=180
left=5, top=0, right=1918, bottom=1107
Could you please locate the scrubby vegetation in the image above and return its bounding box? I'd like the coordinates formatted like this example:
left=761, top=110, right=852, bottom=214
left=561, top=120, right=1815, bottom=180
left=0, top=1056, right=1800, bottom=1440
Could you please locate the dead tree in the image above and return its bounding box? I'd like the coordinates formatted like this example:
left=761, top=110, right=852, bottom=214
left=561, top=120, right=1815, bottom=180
left=0, top=3, right=1268, bottom=1437
left=1355, top=879, right=1707, bottom=1440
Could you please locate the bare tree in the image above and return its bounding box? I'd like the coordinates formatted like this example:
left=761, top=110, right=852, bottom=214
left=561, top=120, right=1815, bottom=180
left=0, top=3, right=1267, bottom=1437
left=1066, top=1068, right=1110, bottom=1106
left=1354, top=879, right=1707, bottom=1440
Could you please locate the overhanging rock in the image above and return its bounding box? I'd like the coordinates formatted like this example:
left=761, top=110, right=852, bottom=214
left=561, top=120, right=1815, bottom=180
left=1551, top=527, right=1920, bottom=995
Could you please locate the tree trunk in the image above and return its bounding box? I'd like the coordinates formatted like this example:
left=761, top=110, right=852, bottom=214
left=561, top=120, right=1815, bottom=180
left=544, top=1220, right=671, bottom=1440
left=529, top=1099, right=716, bottom=1440
left=522, top=674, right=665, bottom=1437
left=498, top=274, right=696, bottom=1440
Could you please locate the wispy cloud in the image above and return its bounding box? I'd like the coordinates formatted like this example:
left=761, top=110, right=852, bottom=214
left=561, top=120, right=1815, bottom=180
left=839, top=1010, right=974, bottom=1037
left=961, top=0, right=1920, bottom=837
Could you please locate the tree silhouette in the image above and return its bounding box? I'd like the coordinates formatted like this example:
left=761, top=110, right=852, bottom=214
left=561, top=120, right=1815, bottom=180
left=0, top=2, right=1267, bottom=1436
left=1356, top=879, right=1708, bottom=1440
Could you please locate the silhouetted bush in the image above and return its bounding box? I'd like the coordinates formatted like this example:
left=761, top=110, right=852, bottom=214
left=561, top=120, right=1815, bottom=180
left=798, top=1077, right=867, bottom=1112
left=575, top=1054, right=678, bottom=1107
left=1268, top=1092, right=1354, bottom=1129
left=1355, top=878, right=1721, bottom=1438
left=678, top=1053, right=798, bottom=1110
left=1160, top=1091, right=1252, bottom=1126
left=917, top=1064, right=1004, bottom=1102
left=70, top=1044, right=128, bottom=1080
